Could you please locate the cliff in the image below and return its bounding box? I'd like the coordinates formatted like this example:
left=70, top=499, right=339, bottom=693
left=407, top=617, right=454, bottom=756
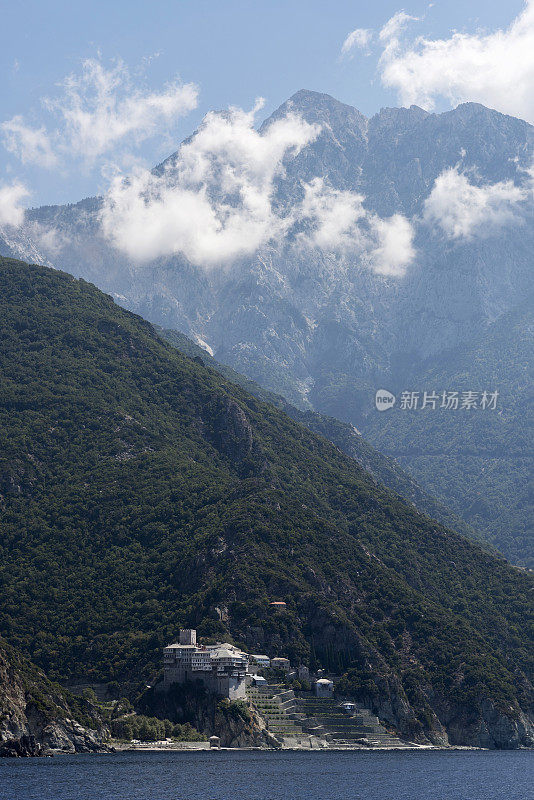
left=137, top=682, right=280, bottom=748
left=0, top=638, right=110, bottom=756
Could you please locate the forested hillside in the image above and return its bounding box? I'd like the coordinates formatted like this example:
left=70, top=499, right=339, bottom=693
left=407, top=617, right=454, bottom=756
left=158, top=327, right=483, bottom=547
left=6, top=91, right=532, bottom=564
left=0, top=257, right=532, bottom=747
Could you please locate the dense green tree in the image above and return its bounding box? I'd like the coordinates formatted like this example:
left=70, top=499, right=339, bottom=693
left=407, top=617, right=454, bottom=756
left=0, top=256, right=532, bottom=744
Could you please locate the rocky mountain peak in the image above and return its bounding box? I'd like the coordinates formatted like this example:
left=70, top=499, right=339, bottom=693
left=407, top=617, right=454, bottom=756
left=263, top=89, right=368, bottom=137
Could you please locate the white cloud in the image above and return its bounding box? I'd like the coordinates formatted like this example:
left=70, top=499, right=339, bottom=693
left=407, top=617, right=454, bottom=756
left=423, top=166, right=531, bottom=239
left=102, top=115, right=417, bottom=276
left=378, top=2, right=534, bottom=123
left=27, top=221, right=71, bottom=257
left=298, top=178, right=368, bottom=250
left=1, top=57, right=198, bottom=168
left=379, top=11, right=419, bottom=45
left=100, top=102, right=320, bottom=265
left=47, top=58, right=198, bottom=161
left=296, top=178, right=415, bottom=276
left=368, top=213, right=415, bottom=275
left=341, top=28, right=372, bottom=58
left=1, top=116, right=57, bottom=168
left=0, top=181, right=29, bottom=227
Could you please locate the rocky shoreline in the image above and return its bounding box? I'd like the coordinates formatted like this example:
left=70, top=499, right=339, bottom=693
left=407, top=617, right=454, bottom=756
left=0, top=638, right=112, bottom=759
left=15, top=739, right=532, bottom=757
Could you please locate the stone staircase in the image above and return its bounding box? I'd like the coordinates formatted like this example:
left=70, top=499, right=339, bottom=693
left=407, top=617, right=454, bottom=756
left=295, top=698, right=411, bottom=747
left=246, top=685, right=304, bottom=737
left=247, top=685, right=414, bottom=748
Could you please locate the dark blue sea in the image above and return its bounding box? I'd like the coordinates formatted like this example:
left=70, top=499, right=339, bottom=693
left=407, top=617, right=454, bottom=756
left=1, top=749, right=532, bottom=800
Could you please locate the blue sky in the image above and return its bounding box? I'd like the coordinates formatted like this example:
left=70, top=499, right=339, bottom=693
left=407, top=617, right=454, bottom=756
left=0, top=0, right=529, bottom=206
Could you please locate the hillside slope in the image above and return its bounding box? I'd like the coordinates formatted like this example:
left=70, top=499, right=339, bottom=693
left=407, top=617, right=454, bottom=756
left=0, top=637, right=108, bottom=756
left=158, top=327, right=484, bottom=548
left=2, top=92, right=532, bottom=564
left=364, top=297, right=534, bottom=567
left=0, top=257, right=532, bottom=748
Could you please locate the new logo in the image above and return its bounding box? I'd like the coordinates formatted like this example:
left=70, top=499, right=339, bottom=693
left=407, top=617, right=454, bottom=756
left=375, top=389, right=396, bottom=411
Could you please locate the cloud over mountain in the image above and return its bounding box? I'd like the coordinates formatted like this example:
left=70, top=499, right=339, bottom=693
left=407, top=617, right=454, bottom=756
left=1, top=57, right=198, bottom=169
left=101, top=102, right=415, bottom=276
left=0, top=181, right=29, bottom=227
left=297, top=178, right=415, bottom=276
left=378, top=2, right=534, bottom=123
left=423, top=166, right=532, bottom=240
left=100, top=102, right=319, bottom=265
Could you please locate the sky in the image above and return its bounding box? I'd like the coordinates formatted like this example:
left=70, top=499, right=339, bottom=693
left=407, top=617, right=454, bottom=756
left=0, top=0, right=531, bottom=208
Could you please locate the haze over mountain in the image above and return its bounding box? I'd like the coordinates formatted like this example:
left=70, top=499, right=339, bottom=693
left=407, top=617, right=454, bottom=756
left=158, top=325, right=484, bottom=548
left=1, top=256, right=533, bottom=749
left=1, top=90, right=532, bottom=564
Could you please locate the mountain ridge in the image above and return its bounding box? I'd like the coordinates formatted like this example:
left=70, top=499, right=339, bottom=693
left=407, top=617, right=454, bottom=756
left=157, top=324, right=487, bottom=550
left=0, top=255, right=532, bottom=748
left=1, top=91, right=532, bottom=563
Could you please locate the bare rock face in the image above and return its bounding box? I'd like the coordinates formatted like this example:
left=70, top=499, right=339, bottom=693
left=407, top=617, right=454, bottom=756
left=138, top=682, right=278, bottom=748
left=207, top=396, right=266, bottom=477
left=366, top=685, right=534, bottom=749
left=0, top=735, right=41, bottom=757
left=211, top=398, right=255, bottom=461
left=0, top=638, right=110, bottom=757
left=208, top=703, right=273, bottom=748
left=430, top=697, right=534, bottom=749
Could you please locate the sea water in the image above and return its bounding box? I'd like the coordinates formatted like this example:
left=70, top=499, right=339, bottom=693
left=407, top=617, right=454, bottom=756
left=1, top=749, right=532, bottom=800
